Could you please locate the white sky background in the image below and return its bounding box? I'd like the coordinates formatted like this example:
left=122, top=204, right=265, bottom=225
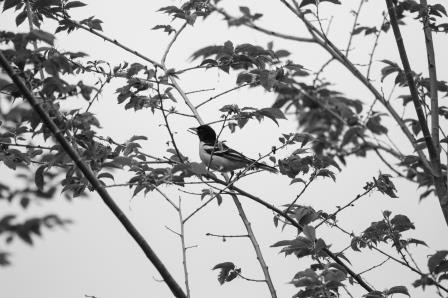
left=1, top=0, right=448, bottom=297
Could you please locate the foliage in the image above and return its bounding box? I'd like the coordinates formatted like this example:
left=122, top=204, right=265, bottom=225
left=0, top=0, right=447, bottom=297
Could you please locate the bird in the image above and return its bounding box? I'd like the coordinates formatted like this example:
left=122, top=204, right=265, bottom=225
left=190, top=124, right=278, bottom=173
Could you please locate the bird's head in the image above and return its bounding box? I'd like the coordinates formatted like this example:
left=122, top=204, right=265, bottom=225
left=190, top=125, right=216, bottom=144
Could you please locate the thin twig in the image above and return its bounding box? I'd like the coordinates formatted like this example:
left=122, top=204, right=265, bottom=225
left=358, top=257, right=391, bottom=275
left=284, top=173, right=315, bottom=215
left=280, top=0, right=433, bottom=175
left=155, top=68, right=184, bottom=163
left=162, top=22, right=188, bottom=66
left=385, top=0, right=448, bottom=225
left=25, top=0, right=45, bottom=80
left=196, top=83, right=251, bottom=109
left=155, top=187, right=179, bottom=211
left=206, top=232, right=249, bottom=239
left=366, top=16, right=386, bottom=80
left=207, top=175, right=374, bottom=292
left=315, top=184, right=375, bottom=229
left=215, top=7, right=314, bottom=44
left=0, top=51, right=187, bottom=298
left=345, top=0, right=365, bottom=57
left=178, top=198, right=191, bottom=298
left=50, top=12, right=162, bottom=68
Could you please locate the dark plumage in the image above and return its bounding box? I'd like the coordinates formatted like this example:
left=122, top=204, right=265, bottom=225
left=192, top=125, right=278, bottom=173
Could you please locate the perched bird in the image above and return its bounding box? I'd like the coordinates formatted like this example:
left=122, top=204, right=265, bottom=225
left=191, top=125, right=277, bottom=173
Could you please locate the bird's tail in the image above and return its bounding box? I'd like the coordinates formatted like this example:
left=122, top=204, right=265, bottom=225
left=253, top=161, right=278, bottom=173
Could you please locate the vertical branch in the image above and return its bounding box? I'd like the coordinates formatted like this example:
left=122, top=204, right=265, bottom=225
left=385, top=0, right=448, bottom=224
left=384, top=0, right=437, bottom=163
left=419, top=0, right=441, bottom=167
left=279, top=0, right=434, bottom=174
left=366, top=16, right=386, bottom=80
left=25, top=0, right=45, bottom=80
left=155, top=68, right=184, bottom=162
left=0, top=51, right=187, bottom=298
left=223, top=174, right=277, bottom=298
left=178, top=198, right=191, bottom=298
left=345, top=0, right=365, bottom=57
left=231, top=194, right=277, bottom=298
left=160, top=21, right=204, bottom=125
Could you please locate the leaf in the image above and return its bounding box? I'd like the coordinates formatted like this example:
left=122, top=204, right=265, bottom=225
left=35, top=165, right=46, bottom=191
left=432, top=4, right=447, bottom=16
left=257, top=107, right=286, bottom=125
left=129, top=135, right=148, bottom=142
left=216, top=193, right=223, bottom=206
left=97, top=172, right=115, bottom=181
left=386, top=286, right=410, bottom=296
left=428, top=251, right=448, bottom=273
left=3, top=0, right=20, bottom=11
left=152, top=24, right=176, bottom=35
left=391, top=214, right=414, bottom=232
left=290, top=178, right=306, bottom=185
left=212, top=262, right=236, bottom=285
left=299, top=0, right=341, bottom=7
left=15, top=10, right=27, bottom=26
left=20, top=197, right=30, bottom=209
left=65, top=1, right=87, bottom=9
left=316, top=168, right=336, bottom=181
left=302, top=225, right=316, bottom=241
left=29, top=30, right=55, bottom=45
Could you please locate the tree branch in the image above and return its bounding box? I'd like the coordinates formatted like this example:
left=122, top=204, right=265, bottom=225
left=224, top=171, right=277, bottom=298
left=0, top=51, right=187, bottom=298
left=207, top=175, right=374, bottom=292
left=385, top=0, right=448, bottom=225
left=279, top=0, right=434, bottom=174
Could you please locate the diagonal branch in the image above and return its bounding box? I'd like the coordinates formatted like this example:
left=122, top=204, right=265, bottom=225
left=279, top=0, right=433, bottom=174
left=50, top=12, right=162, bottom=68
left=0, top=51, right=187, bottom=298
left=207, top=176, right=374, bottom=293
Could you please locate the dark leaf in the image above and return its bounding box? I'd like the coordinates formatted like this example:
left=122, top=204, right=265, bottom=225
left=428, top=251, right=448, bottom=273
left=35, top=165, right=46, bottom=191
left=385, top=286, right=410, bottom=296
left=65, top=1, right=87, bottom=9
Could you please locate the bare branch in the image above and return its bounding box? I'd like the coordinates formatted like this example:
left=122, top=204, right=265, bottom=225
left=196, top=83, right=251, bottom=109
left=215, top=7, right=314, bottom=43
left=162, top=22, right=188, bottom=66
left=231, top=191, right=277, bottom=298
left=345, top=0, right=366, bottom=57
left=50, top=12, right=162, bottom=68
left=178, top=198, right=191, bottom=298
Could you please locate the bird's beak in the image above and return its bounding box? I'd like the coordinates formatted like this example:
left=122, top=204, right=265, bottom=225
left=188, top=127, right=198, bottom=135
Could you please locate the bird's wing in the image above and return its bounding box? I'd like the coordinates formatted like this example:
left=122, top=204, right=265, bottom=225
left=203, top=142, right=253, bottom=164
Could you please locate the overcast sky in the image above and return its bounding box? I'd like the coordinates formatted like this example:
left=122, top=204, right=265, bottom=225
left=1, top=1, right=448, bottom=298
